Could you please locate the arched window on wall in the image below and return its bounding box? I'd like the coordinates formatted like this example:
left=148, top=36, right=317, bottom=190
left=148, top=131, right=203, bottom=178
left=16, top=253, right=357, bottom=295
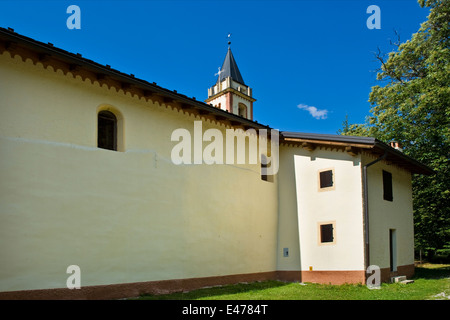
left=97, top=110, right=117, bottom=151
left=238, top=103, right=247, bottom=118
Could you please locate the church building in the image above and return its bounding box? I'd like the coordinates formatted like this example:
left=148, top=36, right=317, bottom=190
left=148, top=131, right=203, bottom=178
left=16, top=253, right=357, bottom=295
left=0, top=27, right=433, bottom=299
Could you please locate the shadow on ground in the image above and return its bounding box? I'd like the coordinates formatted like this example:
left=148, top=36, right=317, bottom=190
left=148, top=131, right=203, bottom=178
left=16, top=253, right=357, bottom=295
left=413, top=265, right=450, bottom=280
left=136, top=280, right=289, bottom=300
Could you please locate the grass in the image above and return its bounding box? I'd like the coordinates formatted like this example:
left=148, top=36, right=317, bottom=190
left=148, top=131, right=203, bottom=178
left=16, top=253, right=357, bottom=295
left=134, top=264, right=450, bottom=300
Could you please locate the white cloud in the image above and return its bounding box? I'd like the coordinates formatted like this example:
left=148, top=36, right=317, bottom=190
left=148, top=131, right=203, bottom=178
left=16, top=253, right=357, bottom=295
left=297, top=104, right=328, bottom=120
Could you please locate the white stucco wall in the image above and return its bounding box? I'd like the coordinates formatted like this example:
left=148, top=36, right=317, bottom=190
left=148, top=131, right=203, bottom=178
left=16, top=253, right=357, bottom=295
left=293, top=149, right=365, bottom=272
left=276, top=145, right=302, bottom=271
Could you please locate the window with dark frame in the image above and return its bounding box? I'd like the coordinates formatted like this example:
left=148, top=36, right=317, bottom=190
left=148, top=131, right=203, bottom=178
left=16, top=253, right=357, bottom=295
left=320, top=224, right=334, bottom=243
left=98, top=110, right=117, bottom=151
left=383, top=170, right=393, bottom=201
left=319, top=170, right=333, bottom=189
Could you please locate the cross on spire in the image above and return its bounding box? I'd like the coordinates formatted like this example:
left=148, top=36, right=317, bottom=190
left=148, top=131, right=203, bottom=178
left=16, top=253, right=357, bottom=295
left=215, top=67, right=224, bottom=83
left=212, top=34, right=245, bottom=85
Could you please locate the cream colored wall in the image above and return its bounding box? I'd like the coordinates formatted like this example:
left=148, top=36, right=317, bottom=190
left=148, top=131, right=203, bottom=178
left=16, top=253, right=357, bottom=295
left=276, top=146, right=302, bottom=271
left=209, top=78, right=250, bottom=97
left=206, top=90, right=251, bottom=118
left=290, top=148, right=365, bottom=272
left=230, top=79, right=247, bottom=92
left=0, top=52, right=278, bottom=292
left=362, top=154, right=414, bottom=269
left=205, top=94, right=227, bottom=112
left=232, top=94, right=250, bottom=118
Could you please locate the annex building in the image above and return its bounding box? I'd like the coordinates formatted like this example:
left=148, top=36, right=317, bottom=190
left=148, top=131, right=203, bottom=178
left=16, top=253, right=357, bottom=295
left=0, top=27, right=433, bottom=299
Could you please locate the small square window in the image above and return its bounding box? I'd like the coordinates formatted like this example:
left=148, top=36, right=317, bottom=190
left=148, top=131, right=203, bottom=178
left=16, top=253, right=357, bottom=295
left=320, top=224, right=334, bottom=243
left=319, top=169, right=333, bottom=189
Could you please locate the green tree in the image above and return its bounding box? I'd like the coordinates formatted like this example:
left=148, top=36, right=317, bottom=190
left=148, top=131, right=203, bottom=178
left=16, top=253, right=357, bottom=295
left=341, top=0, right=449, bottom=260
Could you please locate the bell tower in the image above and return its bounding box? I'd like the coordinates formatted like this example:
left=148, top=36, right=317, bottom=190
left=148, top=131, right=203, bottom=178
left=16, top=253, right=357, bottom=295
left=205, top=43, right=256, bottom=120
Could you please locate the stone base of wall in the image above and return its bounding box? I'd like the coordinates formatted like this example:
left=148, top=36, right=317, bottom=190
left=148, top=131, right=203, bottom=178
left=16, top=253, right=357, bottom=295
left=0, top=271, right=278, bottom=300
left=300, top=264, right=415, bottom=285
left=300, top=270, right=366, bottom=285
left=0, top=265, right=414, bottom=299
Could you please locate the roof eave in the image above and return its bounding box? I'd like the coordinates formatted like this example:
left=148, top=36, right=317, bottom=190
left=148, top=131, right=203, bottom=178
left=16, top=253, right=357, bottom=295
left=280, top=132, right=434, bottom=175
left=373, top=141, right=435, bottom=175
left=0, top=27, right=270, bottom=131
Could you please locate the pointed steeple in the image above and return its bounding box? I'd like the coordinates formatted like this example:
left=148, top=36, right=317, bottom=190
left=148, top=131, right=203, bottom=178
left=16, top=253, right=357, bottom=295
left=218, top=47, right=245, bottom=85
left=206, top=45, right=256, bottom=120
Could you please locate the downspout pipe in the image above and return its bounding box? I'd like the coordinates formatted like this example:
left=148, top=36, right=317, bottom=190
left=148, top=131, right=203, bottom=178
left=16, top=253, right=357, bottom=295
left=363, top=150, right=388, bottom=272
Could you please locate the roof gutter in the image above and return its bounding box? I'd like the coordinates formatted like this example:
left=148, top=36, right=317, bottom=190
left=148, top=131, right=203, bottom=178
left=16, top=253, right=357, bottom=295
left=362, top=150, right=388, bottom=274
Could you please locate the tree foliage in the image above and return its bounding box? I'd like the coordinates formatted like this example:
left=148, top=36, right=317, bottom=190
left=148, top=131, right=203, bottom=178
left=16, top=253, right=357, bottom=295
left=341, top=0, right=449, bottom=259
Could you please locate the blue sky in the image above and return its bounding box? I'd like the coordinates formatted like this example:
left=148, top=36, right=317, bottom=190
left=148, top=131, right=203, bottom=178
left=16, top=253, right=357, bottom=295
left=0, top=0, right=430, bottom=134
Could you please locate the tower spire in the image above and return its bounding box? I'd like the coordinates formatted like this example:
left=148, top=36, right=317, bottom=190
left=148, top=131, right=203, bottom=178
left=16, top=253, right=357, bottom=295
left=205, top=36, right=256, bottom=120
left=219, top=46, right=245, bottom=85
